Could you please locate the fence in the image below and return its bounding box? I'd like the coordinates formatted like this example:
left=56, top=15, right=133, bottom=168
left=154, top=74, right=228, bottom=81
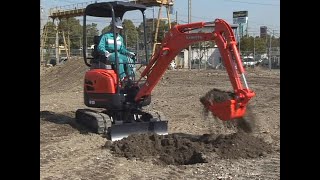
left=41, top=32, right=280, bottom=69
left=172, top=49, right=280, bottom=70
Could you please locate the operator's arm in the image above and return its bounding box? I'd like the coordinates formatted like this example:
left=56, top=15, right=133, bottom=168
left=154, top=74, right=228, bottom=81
left=119, top=35, right=133, bottom=55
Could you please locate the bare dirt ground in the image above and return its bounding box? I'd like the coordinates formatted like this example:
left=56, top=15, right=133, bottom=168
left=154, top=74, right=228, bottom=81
left=40, top=58, right=280, bottom=180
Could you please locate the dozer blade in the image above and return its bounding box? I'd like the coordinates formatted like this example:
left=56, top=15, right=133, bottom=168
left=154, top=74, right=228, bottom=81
left=110, top=121, right=168, bottom=141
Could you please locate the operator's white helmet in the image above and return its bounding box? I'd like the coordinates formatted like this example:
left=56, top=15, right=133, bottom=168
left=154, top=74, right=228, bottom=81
left=112, top=17, right=123, bottom=29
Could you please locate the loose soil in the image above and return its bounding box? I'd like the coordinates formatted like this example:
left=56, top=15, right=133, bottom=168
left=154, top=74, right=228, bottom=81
left=41, top=58, right=280, bottom=179
left=106, top=132, right=273, bottom=166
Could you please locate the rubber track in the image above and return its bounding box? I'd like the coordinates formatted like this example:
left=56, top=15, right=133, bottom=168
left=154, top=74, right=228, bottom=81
left=75, top=109, right=112, bottom=134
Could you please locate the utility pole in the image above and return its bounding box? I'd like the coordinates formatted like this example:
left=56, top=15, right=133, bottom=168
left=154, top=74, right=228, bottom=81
left=188, top=0, right=191, bottom=70
left=246, top=20, right=249, bottom=37
left=152, top=7, right=155, bottom=32
left=176, top=10, right=178, bottom=24
left=239, top=23, right=241, bottom=53
left=268, top=30, right=274, bottom=70
left=79, top=36, right=82, bottom=56
left=265, top=31, right=268, bottom=54
left=253, top=36, right=255, bottom=60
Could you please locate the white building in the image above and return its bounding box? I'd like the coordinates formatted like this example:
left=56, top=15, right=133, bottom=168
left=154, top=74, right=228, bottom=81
left=175, top=46, right=222, bottom=69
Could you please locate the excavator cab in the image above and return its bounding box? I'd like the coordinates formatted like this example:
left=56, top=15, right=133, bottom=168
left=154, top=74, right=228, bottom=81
left=77, top=1, right=168, bottom=141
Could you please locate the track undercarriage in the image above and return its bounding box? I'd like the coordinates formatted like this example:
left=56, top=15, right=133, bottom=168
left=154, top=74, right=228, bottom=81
left=75, top=108, right=168, bottom=141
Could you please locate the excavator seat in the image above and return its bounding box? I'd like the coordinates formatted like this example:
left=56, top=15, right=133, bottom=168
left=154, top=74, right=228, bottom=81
left=90, top=35, right=133, bottom=79
left=90, top=35, right=116, bottom=70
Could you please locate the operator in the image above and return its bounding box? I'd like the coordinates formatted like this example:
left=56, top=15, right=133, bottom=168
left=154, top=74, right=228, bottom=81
left=98, top=17, right=136, bottom=79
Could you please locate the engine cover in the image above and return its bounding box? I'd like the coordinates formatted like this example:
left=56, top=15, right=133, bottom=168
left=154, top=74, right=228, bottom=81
left=83, top=69, right=120, bottom=108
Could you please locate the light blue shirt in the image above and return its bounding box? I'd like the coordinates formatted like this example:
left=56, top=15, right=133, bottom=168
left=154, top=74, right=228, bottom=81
left=97, top=32, right=130, bottom=55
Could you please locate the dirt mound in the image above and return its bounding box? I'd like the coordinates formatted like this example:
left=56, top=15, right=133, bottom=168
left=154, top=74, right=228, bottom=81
left=40, top=57, right=88, bottom=94
left=105, top=132, right=273, bottom=165
left=201, top=131, right=271, bottom=159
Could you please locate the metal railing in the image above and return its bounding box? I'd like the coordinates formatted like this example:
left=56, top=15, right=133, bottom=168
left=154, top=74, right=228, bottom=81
left=49, top=0, right=103, bottom=16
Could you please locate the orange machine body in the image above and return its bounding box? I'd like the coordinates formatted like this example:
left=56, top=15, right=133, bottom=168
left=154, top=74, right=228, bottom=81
left=83, top=69, right=118, bottom=108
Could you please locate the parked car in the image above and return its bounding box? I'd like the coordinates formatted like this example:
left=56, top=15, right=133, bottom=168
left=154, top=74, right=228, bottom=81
left=242, top=56, right=258, bottom=67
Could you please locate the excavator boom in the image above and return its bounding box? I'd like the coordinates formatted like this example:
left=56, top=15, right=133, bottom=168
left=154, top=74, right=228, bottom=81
left=135, top=19, right=255, bottom=121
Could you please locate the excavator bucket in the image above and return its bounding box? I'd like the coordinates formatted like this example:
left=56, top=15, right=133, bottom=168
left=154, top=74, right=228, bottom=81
left=110, top=121, right=168, bottom=141
left=200, top=88, right=255, bottom=121
left=205, top=100, right=246, bottom=121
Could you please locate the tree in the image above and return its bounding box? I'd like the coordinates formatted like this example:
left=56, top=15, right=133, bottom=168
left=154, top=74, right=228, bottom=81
left=42, top=18, right=80, bottom=49
left=239, top=36, right=254, bottom=53
left=158, top=20, right=170, bottom=42
left=101, top=25, right=111, bottom=35
left=136, top=18, right=171, bottom=56
left=122, top=19, right=138, bottom=49
left=58, top=17, right=82, bottom=49
left=138, top=18, right=169, bottom=44
left=86, top=23, right=99, bottom=46
left=254, top=37, right=268, bottom=53
left=239, top=35, right=280, bottom=55
left=136, top=19, right=153, bottom=53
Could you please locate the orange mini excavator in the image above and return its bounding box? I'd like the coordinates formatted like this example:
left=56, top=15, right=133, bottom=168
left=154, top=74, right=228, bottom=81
left=76, top=1, right=255, bottom=141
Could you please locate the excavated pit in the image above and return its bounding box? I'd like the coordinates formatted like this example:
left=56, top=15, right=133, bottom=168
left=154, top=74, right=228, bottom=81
left=105, top=132, right=272, bottom=165
left=200, top=88, right=255, bottom=133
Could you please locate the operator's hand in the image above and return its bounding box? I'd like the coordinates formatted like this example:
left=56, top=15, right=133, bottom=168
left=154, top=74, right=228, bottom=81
left=105, top=51, right=111, bottom=58
left=128, top=52, right=136, bottom=57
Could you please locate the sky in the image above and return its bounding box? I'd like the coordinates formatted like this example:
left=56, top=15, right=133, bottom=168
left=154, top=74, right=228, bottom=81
left=40, top=0, right=280, bottom=36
